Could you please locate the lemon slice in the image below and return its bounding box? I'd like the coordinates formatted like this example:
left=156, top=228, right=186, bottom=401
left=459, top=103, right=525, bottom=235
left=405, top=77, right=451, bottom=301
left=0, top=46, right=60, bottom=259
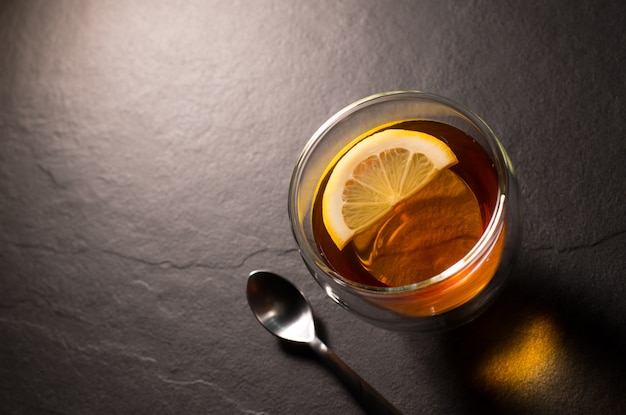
left=322, top=129, right=458, bottom=249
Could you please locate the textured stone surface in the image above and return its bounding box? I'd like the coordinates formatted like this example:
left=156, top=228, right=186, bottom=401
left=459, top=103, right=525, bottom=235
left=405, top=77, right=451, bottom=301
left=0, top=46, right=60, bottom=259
left=1, top=1, right=625, bottom=414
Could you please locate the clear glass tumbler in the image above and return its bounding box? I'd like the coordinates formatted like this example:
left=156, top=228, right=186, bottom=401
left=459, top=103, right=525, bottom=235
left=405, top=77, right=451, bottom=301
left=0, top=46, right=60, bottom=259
left=288, top=91, right=521, bottom=331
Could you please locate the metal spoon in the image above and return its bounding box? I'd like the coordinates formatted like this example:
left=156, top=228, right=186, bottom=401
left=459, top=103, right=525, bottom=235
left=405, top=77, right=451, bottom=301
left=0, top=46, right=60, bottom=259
left=246, top=270, right=403, bottom=415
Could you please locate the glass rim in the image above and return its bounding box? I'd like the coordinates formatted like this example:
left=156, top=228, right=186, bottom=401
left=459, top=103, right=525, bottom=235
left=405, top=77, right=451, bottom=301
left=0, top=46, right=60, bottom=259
left=288, top=90, right=513, bottom=295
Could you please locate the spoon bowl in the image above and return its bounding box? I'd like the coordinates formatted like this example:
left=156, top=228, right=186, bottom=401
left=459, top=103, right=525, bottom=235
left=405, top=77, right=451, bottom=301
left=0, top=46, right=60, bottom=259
left=247, top=270, right=315, bottom=343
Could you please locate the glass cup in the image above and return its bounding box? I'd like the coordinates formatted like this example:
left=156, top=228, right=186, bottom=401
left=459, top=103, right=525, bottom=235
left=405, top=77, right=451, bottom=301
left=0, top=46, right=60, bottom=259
left=288, top=91, right=520, bottom=331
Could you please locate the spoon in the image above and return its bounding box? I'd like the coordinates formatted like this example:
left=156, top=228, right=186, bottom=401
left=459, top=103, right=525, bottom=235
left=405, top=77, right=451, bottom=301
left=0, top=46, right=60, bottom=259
left=246, top=270, right=403, bottom=415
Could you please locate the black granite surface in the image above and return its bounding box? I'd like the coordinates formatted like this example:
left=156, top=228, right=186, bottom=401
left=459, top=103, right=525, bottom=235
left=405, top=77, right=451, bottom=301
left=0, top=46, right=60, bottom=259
left=1, top=1, right=625, bottom=414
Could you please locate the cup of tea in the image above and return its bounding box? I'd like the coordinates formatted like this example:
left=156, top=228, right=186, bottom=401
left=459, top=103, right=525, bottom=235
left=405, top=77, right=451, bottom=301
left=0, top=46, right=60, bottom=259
left=288, top=91, right=521, bottom=331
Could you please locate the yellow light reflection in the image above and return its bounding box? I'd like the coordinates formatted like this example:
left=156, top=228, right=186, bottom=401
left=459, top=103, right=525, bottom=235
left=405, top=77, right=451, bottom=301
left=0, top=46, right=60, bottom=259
left=476, top=313, right=562, bottom=395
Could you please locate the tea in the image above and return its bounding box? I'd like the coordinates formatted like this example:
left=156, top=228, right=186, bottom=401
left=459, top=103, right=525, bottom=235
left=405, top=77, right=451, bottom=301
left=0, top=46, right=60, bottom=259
left=312, top=120, right=499, bottom=288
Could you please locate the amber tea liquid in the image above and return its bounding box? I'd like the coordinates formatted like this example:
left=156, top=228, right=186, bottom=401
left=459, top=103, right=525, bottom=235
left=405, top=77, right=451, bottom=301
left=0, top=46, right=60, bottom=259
left=312, top=120, right=499, bottom=290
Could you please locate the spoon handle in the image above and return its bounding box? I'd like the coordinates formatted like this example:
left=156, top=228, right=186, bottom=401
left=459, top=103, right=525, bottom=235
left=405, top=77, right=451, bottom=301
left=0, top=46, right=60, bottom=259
left=309, top=336, right=403, bottom=415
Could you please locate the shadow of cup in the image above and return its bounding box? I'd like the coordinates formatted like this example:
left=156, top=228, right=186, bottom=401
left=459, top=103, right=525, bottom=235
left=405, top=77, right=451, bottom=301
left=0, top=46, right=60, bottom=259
left=438, top=263, right=626, bottom=414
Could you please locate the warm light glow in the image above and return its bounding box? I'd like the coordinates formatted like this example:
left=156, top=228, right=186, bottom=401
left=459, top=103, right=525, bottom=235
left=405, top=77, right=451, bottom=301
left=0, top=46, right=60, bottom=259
left=476, top=313, right=562, bottom=393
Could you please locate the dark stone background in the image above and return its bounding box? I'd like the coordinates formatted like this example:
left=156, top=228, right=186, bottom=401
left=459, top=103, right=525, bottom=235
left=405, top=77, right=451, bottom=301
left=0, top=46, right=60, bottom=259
left=1, top=1, right=624, bottom=414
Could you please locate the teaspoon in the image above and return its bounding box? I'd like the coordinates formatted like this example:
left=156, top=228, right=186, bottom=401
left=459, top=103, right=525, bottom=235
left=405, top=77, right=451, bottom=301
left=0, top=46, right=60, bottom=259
left=246, top=270, right=403, bottom=415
